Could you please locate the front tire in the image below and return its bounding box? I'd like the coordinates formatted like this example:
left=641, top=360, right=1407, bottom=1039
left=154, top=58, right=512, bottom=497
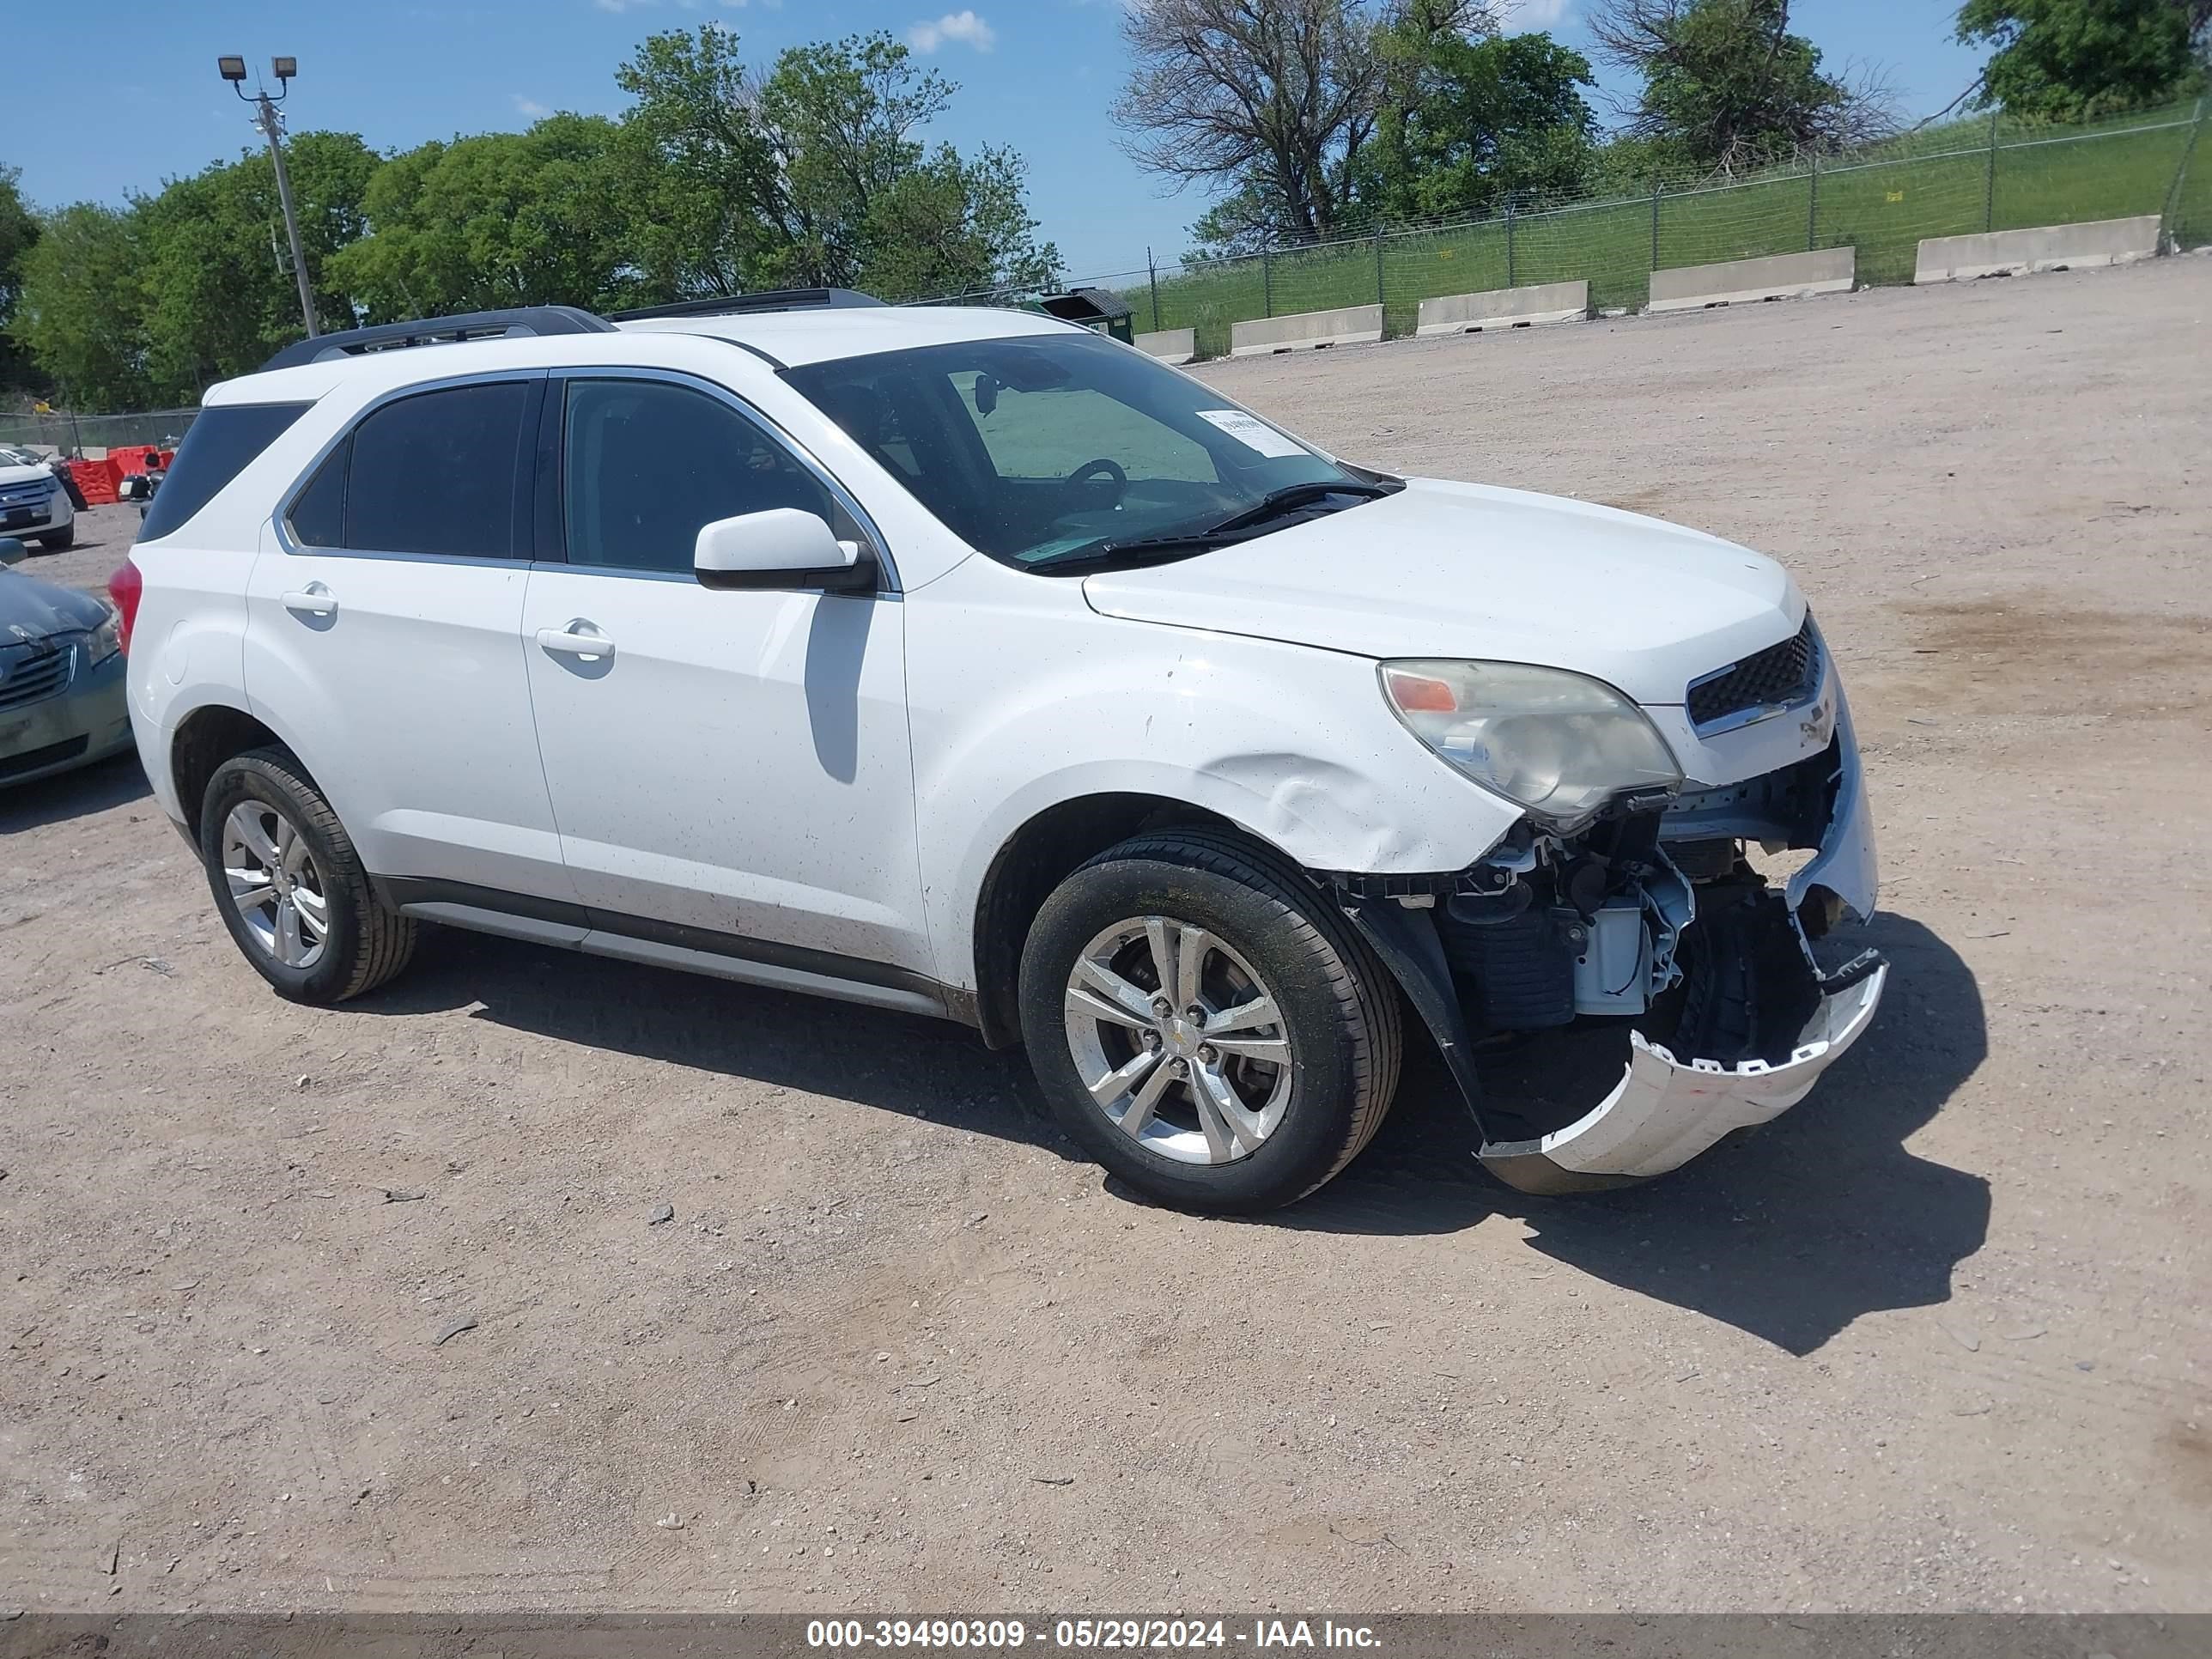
left=200, top=749, right=417, bottom=1004
left=35, top=527, right=72, bottom=552
left=1018, top=830, right=1401, bottom=1213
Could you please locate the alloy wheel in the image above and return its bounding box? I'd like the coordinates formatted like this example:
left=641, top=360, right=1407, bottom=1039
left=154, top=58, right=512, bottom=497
left=221, top=800, right=330, bottom=970
left=1062, top=916, right=1294, bottom=1165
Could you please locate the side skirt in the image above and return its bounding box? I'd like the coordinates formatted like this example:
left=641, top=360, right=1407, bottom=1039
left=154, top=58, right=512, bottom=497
left=376, top=878, right=957, bottom=1024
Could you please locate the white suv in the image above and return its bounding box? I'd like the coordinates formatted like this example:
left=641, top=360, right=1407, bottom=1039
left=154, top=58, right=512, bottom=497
left=0, top=445, right=76, bottom=551
left=115, top=291, right=1882, bottom=1212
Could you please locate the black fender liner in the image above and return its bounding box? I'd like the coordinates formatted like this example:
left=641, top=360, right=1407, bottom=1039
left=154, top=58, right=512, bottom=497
left=1340, top=896, right=1499, bottom=1145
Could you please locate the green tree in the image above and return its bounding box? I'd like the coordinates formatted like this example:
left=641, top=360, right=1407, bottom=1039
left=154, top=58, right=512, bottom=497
left=13, top=21, right=1064, bottom=409
left=15, top=204, right=151, bottom=408
left=861, top=143, right=1058, bottom=298
left=1358, top=30, right=1598, bottom=221
left=1589, top=0, right=1897, bottom=171
left=0, top=166, right=41, bottom=392
left=331, top=116, right=638, bottom=319
left=1957, top=0, right=2209, bottom=118
left=618, top=26, right=1057, bottom=301
left=1121, top=1, right=1492, bottom=250
left=750, top=31, right=1057, bottom=297
left=613, top=24, right=784, bottom=299
left=135, top=131, right=379, bottom=395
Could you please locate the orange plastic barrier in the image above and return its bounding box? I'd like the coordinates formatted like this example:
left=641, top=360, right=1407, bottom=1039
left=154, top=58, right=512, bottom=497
left=51, top=449, right=173, bottom=510
left=64, top=459, right=118, bottom=507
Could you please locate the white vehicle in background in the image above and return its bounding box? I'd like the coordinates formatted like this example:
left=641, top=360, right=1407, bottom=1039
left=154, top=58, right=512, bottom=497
left=112, top=291, right=1881, bottom=1212
left=0, top=444, right=76, bottom=551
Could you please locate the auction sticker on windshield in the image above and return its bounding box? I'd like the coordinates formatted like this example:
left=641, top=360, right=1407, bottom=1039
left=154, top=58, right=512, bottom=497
left=1194, top=409, right=1305, bottom=459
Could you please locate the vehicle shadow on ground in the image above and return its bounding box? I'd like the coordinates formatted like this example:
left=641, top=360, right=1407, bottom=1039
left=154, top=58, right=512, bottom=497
left=1276, top=912, right=1990, bottom=1354
left=350, top=911, right=1984, bottom=1357
left=0, top=751, right=150, bottom=834
left=353, top=929, right=1059, bottom=1151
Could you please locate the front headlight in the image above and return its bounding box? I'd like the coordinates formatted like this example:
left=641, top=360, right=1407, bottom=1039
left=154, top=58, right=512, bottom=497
left=84, top=605, right=124, bottom=665
left=1380, top=659, right=1683, bottom=833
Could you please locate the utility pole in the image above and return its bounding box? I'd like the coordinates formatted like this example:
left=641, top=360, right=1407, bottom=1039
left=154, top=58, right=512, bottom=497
left=220, top=54, right=319, bottom=338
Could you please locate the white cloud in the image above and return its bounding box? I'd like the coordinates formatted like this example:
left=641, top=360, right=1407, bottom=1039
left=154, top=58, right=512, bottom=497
left=908, top=9, right=995, bottom=52
left=1497, top=0, right=1571, bottom=28
left=513, top=94, right=552, bottom=118
left=592, top=0, right=756, bottom=15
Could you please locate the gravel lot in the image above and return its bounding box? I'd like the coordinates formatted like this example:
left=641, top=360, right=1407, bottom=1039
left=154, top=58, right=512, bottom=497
left=3, top=259, right=2208, bottom=1616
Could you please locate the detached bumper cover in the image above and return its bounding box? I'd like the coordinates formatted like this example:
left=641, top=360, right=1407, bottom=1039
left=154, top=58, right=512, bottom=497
left=1479, top=962, right=1887, bottom=1194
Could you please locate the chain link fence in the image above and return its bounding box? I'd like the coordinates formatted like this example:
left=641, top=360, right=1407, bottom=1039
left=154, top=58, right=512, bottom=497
left=0, top=406, right=200, bottom=458
left=1060, top=99, right=2209, bottom=361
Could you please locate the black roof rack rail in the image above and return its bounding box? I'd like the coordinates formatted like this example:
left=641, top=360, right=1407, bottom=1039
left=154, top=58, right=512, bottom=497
left=610, top=288, right=888, bottom=322
left=258, top=306, right=617, bottom=373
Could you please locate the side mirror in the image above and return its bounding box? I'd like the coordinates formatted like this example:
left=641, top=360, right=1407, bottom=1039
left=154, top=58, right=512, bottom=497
left=0, top=538, right=25, bottom=567
left=694, top=509, right=874, bottom=593
left=118, top=476, right=149, bottom=501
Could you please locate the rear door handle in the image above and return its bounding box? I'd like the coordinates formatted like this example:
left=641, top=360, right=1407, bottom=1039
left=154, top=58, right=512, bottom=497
left=281, top=584, right=337, bottom=618
left=536, top=623, right=615, bottom=659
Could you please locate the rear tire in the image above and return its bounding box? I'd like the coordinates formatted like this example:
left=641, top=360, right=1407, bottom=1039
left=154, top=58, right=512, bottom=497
left=200, top=748, right=416, bottom=1004
left=1018, top=829, right=1401, bottom=1213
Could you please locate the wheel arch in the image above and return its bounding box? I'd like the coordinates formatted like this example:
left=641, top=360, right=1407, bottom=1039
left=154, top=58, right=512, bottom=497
left=169, top=702, right=314, bottom=842
left=968, top=792, right=1262, bottom=1048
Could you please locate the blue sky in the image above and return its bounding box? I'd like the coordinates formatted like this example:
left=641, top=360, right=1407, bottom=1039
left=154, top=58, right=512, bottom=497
left=9, top=0, right=1987, bottom=278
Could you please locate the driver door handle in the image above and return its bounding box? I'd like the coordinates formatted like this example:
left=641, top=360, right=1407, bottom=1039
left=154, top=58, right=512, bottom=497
left=281, top=584, right=337, bottom=618
left=537, top=623, right=616, bottom=659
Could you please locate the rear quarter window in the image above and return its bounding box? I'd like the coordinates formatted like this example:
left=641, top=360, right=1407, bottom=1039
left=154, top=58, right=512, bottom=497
left=137, top=403, right=311, bottom=541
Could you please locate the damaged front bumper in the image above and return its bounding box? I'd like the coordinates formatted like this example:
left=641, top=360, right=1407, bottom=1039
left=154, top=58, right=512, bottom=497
left=1485, top=691, right=1883, bottom=1194
left=1477, top=958, right=1886, bottom=1194
left=1342, top=683, right=1887, bottom=1196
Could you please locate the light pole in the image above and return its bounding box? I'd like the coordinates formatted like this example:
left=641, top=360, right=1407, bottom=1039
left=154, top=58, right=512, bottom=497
left=220, top=54, right=319, bottom=338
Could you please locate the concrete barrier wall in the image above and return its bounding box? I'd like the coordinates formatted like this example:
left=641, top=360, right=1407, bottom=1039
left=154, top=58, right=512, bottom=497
left=1134, top=327, right=1196, bottom=364
left=1229, top=303, right=1384, bottom=357
left=1912, top=215, right=2162, bottom=283
left=1647, top=247, right=1856, bottom=313
left=1415, top=280, right=1589, bottom=337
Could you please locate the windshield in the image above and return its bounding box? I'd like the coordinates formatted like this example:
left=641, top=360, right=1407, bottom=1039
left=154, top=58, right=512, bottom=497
left=783, top=330, right=1377, bottom=570
left=0, top=447, right=43, bottom=468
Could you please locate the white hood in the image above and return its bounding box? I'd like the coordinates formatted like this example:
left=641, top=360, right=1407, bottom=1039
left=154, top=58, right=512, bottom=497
left=1080, top=477, right=1804, bottom=707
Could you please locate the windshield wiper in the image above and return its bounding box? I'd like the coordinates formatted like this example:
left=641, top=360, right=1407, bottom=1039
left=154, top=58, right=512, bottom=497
left=1198, top=478, right=1395, bottom=536
left=1027, top=531, right=1260, bottom=574
left=1028, top=478, right=1399, bottom=574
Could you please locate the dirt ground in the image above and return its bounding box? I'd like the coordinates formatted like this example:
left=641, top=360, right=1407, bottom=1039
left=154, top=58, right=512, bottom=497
left=3, top=259, right=2208, bottom=1618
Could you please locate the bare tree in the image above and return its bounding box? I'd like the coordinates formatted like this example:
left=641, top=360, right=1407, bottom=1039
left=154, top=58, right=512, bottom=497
left=1587, top=0, right=1897, bottom=170
left=1115, top=0, right=1496, bottom=245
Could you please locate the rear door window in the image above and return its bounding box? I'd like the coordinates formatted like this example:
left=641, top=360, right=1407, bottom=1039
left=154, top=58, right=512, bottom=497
left=138, top=403, right=309, bottom=541
left=337, top=382, right=532, bottom=558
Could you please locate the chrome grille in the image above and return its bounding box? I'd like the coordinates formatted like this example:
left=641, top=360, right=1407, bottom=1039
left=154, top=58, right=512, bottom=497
left=0, top=641, right=76, bottom=710
left=0, top=477, right=56, bottom=509
left=1686, top=617, right=1820, bottom=731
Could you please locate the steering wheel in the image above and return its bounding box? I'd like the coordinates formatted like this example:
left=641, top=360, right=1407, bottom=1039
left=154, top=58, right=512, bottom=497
left=1065, top=457, right=1127, bottom=507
